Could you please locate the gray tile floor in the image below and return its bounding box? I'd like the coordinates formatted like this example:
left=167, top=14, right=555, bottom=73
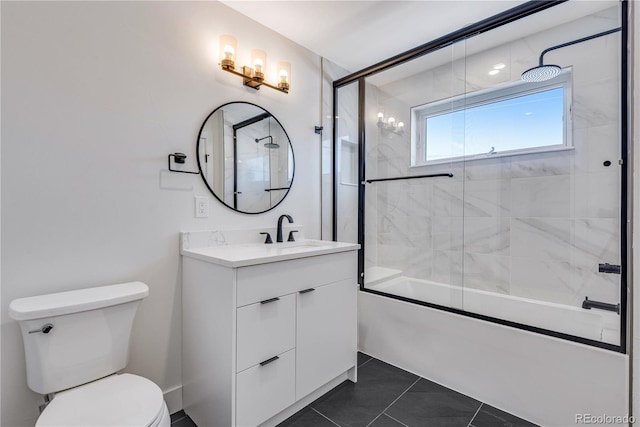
left=171, top=353, right=538, bottom=427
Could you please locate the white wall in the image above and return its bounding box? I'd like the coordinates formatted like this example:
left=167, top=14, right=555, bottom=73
left=0, top=2, right=322, bottom=425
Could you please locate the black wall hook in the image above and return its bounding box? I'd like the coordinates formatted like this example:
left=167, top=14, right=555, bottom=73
left=168, top=153, right=199, bottom=174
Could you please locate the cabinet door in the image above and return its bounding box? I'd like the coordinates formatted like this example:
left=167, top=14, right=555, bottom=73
left=295, top=279, right=357, bottom=400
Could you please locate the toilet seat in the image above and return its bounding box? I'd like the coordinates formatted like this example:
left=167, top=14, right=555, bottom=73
left=36, top=373, right=168, bottom=427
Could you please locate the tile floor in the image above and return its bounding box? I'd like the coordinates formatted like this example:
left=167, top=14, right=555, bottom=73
left=171, top=353, right=538, bottom=427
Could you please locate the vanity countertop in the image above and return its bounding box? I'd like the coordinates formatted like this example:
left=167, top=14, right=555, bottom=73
left=181, top=239, right=360, bottom=268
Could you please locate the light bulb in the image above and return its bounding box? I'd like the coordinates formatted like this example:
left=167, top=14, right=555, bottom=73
left=254, top=58, right=263, bottom=73
left=219, top=35, right=237, bottom=70
left=277, top=62, right=291, bottom=92
left=223, top=45, right=234, bottom=60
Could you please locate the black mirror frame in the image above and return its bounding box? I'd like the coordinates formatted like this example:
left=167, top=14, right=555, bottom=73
left=195, top=101, right=295, bottom=215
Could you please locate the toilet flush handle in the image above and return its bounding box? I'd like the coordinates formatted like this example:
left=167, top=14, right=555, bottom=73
left=29, top=323, right=54, bottom=334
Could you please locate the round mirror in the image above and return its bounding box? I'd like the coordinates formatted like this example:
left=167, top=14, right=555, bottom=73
left=196, top=102, right=295, bottom=214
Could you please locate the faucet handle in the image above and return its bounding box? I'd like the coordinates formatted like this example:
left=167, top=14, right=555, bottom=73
left=260, top=232, right=273, bottom=244
left=287, top=230, right=299, bottom=242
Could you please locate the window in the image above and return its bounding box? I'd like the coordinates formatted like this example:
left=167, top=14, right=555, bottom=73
left=411, top=70, right=572, bottom=165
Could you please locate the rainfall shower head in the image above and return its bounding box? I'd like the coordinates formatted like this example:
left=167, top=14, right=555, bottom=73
left=255, top=136, right=280, bottom=149
left=521, top=64, right=562, bottom=82
left=521, top=27, right=620, bottom=83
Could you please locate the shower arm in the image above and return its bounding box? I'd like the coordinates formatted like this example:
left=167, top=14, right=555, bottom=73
left=537, top=27, right=621, bottom=67
left=255, top=136, right=273, bottom=144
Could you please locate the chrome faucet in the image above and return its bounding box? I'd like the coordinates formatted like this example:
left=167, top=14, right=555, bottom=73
left=276, top=214, right=294, bottom=243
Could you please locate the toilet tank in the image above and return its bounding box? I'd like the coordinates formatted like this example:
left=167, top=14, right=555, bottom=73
left=9, top=282, right=149, bottom=395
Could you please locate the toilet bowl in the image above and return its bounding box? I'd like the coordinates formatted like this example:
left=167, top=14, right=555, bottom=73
left=9, top=282, right=170, bottom=427
left=36, top=374, right=170, bottom=427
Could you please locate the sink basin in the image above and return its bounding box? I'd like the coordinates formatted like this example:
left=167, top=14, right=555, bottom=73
left=181, top=239, right=360, bottom=267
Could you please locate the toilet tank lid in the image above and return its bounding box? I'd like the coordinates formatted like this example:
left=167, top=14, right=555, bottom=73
left=9, top=282, right=149, bottom=321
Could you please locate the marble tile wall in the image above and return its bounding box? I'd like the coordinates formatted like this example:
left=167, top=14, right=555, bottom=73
left=363, top=5, right=623, bottom=320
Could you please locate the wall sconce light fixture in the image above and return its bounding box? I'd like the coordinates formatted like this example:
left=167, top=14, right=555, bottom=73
left=219, top=35, right=290, bottom=94
left=377, top=112, right=404, bottom=136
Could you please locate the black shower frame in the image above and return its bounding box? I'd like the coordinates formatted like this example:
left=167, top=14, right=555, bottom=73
left=332, top=0, right=629, bottom=353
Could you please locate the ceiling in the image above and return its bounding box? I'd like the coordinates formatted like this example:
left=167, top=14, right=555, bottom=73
left=220, top=0, right=528, bottom=73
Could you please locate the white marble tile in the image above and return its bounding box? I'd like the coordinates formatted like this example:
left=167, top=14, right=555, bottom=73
left=433, top=217, right=463, bottom=252
left=433, top=181, right=464, bottom=217
left=463, top=253, right=510, bottom=294
left=572, top=218, right=621, bottom=264
left=407, top=180, right=434, bottom=217
left=463, top=156, right=511, bottom=181
left=586, top=171, right=620, bottom=218
left=432, top=250, right=463, bottom=287
left=377, top=211, right=432, bottom=249
left=511, top=218, right=573, bottom=262
left=511, top=175, right=571, bottom=218
left=463, top=217, right=510, bottom=255
left=377, top=244, right=432, bottom=280
left=510, top=150, right=575, bottom=178
left=510, top=256, right=576, bottom=305
left=573, top=124, right=619, bottom=174
left=572, top=171, right=620, bottom=219
left=462, top=179, right=510, bottom=218
left=573, top=78, right=619, bottom=130
left=564, top=22, right=620, bottom=87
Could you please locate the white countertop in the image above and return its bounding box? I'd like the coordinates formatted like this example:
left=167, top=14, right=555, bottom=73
left=181, top=239, right=360, bottom=267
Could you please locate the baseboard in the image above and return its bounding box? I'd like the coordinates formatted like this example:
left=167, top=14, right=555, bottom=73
left=164, top=384, right=183, bottom=415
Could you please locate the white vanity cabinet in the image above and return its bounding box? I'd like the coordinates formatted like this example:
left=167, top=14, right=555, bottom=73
left=181, top=244, right=358, bottom=427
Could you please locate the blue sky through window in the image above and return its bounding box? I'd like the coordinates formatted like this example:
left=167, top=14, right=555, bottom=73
left=425, top=87, right=564, bottom=162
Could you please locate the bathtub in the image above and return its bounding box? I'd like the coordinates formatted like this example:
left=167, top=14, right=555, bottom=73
left=358, top=278, right=628, bottom=426
left=367, top=275, right=620, bottom=345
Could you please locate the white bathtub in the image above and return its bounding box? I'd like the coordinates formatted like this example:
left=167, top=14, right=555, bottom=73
left=368, top=275, right=620, bottom=344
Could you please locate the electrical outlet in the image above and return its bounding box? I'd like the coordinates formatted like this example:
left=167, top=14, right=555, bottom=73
left=195, top=196, right=209, bottom=218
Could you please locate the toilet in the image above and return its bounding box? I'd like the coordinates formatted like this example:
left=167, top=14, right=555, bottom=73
left=9, top=281, right=171, bottom=427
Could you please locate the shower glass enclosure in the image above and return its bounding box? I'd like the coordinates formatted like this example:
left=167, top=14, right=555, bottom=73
left=333, top=0, right=626, bottom=351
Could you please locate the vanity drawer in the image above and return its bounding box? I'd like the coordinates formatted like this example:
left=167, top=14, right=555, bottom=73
left=236, top=294, right=295, bottom=373
left=236, top=251, right=356, bottom=307
left=236, top=348, right=295, bottom=427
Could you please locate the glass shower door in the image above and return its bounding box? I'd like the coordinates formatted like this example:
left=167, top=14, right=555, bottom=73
left=360, top=39, right=468, bottom=312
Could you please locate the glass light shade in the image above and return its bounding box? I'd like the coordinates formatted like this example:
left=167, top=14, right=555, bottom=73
left=377, top=112, right=384, bottom=121
left=397, top=122, right=405, bottom=129
left=277, top=62, right=291, bottom=91
left=387, top=117, right=395, bottom=127
left=219, top=35, right=237, bottom=70
left=251, top=49, right=266, bottom=80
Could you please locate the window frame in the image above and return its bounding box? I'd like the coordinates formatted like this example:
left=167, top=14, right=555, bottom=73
left=410, top=68, right=573, bottom=167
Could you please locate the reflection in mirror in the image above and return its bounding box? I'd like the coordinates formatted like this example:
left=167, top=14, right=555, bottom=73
left=197, top=102, right=294, bottom=214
